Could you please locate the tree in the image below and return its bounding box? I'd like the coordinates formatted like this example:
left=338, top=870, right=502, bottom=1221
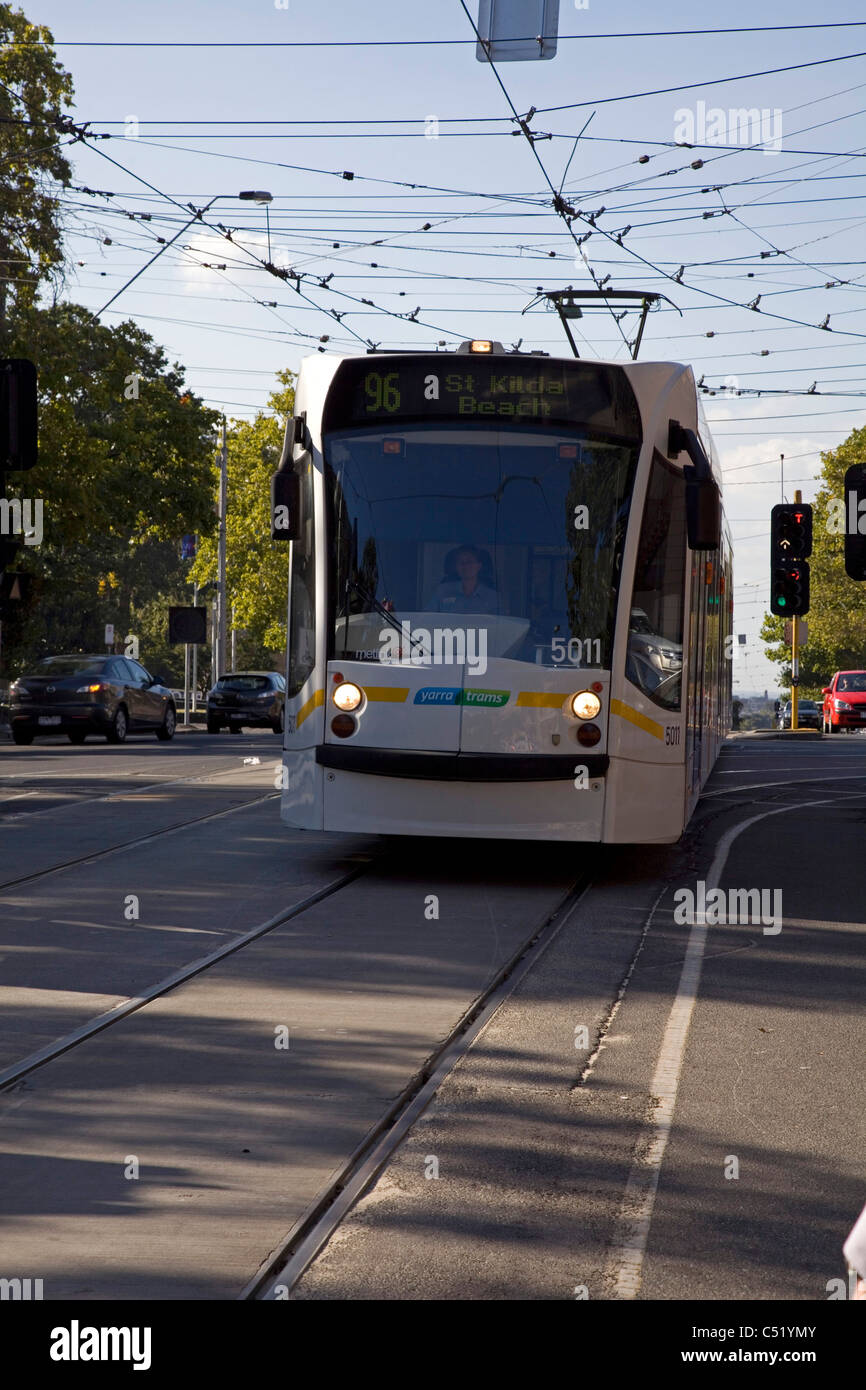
left=0, top=3, right=74, bottom=332
left=2, top=302, right=219, bottom=673
left=190, top=373, right=294, bottom=667
left=761, top=424, right=866, bottom=693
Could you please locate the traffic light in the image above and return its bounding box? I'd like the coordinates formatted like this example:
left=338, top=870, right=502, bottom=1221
left=770, top=502, right=811, bottom=615
left=0, top=359, right=38, bottom=472
left=168, top=606, right=208, bottom=644
left=843, top=463, right=866, bottom=580
left=771, top=502, right=812, bottom=562
left=771, top=562, right=810, bottom=616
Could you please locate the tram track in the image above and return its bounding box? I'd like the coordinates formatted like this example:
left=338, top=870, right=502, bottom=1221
left=244, top=874, right=592, bottom=1301
left=0, top=857, right=370, bottom=1093
left=0, top=788, right=281, bottom=892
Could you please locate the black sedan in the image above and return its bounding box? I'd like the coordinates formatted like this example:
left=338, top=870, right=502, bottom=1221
left=206, top=671, right=285, bottom=734
left=777, top=698, right=821, bottom=730
left=7, top=654, right=177, bottom=745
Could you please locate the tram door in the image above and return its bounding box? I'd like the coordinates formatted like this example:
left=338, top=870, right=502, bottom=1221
left=685, top=555, right=705, bottom=799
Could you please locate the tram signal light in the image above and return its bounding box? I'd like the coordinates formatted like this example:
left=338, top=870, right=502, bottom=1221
left=771, top=562, right=810, bottom=616
left=843, top=463, right=866, bottom=580
left=771, top=502, right=812, bottom=562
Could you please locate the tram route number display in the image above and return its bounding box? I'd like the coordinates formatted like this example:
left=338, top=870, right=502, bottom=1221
left=323, top=357, right=640, bottom=435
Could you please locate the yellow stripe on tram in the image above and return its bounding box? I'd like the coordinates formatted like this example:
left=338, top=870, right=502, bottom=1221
left=516, top=691, right=565, bottom=709
left=610, top=697, right=664, bottom=741
left=363, top=687, right=410, bottom=703
left=296, top=688, right=325, bottom=728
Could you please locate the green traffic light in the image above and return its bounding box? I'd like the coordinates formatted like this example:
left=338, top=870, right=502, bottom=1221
left=778, top=597, right=787, bottom=607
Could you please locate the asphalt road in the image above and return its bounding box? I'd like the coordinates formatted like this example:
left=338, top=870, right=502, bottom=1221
left=0, top=729, right=863, bottom=1300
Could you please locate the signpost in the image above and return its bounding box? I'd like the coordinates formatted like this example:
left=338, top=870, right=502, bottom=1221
left=169, top=606, right=208, bottom=727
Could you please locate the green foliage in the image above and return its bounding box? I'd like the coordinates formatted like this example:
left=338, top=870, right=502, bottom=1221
left=3, top=302, right=219, bottom=673
left=190, top=373, right=294, bottom=667
left=0, top=3, right=74, bottom=325
left=761, top=425, right=866, bottom=690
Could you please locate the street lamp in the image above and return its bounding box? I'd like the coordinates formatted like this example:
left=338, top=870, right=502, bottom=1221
left=238, top=190, right=274, bottom=262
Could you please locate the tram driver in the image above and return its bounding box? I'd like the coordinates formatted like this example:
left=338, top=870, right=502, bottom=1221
left=428, top=544, right=500, bottom=615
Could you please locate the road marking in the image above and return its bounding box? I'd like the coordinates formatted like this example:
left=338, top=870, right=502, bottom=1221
left=702, top=770, right=866, bottom=799
left=605, top=794, right=833, bottom=1300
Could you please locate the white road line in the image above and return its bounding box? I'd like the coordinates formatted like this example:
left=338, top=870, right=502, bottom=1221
left=605, top=794, right=833, bottom=1301
left=702, top=771, right=866, bottom=798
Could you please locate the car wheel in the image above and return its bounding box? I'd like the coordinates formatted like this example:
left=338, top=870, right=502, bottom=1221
left=206, top=715, right=221, bottom=733
left=230, top=724, right=243, bottom=734
left=12, top=728, right=34, bottom=745
left=156, top=704, right=176, bottom=741
left=106, top=706, right=128, bottom=744
left=68, top=731, right=87, bottom=745
left=272, top=707, right=284, bottom=734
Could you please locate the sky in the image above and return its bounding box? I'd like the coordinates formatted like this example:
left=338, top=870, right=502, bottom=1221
left=20, top=0, right=866, bottom=693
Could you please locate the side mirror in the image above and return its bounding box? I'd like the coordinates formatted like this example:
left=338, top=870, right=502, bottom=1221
left=271, top=467, right=301, bottom=542
left=821, top=687, right=830, bottom=695
left=668, top=419, right=721, bottom=551
left=686, top=477, right=721, bottom=552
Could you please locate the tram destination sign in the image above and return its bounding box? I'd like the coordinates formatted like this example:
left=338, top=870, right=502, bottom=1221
left=323, top=356, right=641, bottom=436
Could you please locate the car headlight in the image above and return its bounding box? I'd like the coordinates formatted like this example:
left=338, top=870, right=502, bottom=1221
left=835, top=699, right=852, bottom=711
left=77, top=682, right=107, bottom=693
left=571, top=690, right=601, bottom=720
left=333, top=682, right=363, bottom=712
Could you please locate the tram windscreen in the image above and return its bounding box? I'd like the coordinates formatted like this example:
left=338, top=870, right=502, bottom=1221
left=325, top=425, right=640, bottom=668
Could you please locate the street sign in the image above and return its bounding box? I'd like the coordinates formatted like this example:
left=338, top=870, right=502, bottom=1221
left=104, top=624, right=114, bottom=645
left=169, top=606, right=207, bottom=644
left=784, top=619, right=808, bottom=646
left=475, top=0, right=560, bottom=62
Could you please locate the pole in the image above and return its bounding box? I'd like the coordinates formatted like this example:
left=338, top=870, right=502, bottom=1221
left=231, top=603, right=236, bottom=671
left=217, top=415, right=228, bottom=678
left=780, top=453, right=785, bottom=503
left=192, top=581, right=198, bottom=711
left=183, top=642, right=190, bottom=726
left=790, top=488, right=801, bottom=731
left=266, top=203, right=272, bottom=263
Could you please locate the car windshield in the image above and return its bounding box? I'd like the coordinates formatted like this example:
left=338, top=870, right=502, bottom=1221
left=29, top=657, right=107, bottom=677
left=325, top=425, right=639, bottom=668
left=837, top=673, right=866, bottom=692
left=216, top=676, right=270, bottom=691
left=799, top=700, right=817, bottom=710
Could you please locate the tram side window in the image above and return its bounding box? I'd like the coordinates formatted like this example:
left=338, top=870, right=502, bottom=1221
left=288, top=459, right=316, bottom=698
left=627, top=452, right=686, bottom=711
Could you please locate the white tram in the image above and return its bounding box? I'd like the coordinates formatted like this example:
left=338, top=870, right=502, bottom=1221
left=271, top=342, right=732, bottom=843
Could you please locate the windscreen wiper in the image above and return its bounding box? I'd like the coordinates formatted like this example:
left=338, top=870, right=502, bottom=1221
left=344, top=576, right=428, bottom=657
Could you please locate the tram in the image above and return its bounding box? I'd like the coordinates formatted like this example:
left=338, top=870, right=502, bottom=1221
left=271, top=342, right=732, bottom=843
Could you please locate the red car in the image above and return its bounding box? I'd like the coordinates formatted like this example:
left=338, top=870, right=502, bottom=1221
left=822, top=670, right=866, bottom=733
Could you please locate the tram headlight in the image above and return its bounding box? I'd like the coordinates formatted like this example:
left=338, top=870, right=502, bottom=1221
left=571, top=690, right=601, bottom=720
left=333, top=682, right=363, bottom=712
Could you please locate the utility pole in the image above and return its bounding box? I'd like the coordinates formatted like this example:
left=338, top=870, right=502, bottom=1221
left=790, top=488, right=802, bottom=731
left=217, top=415, right=228, bottom=678
left=192, top=581, right=198, bottom=710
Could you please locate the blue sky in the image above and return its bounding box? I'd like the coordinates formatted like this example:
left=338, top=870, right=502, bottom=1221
left=25, top=0, right=866, bottom=691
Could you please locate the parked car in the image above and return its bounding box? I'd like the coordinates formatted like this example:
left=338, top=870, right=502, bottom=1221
left=7, top=654, right=176, bottom=745
left=776, top=698, right=820, bottom=730
left=206, top=671, right=286, bottom=734
left=822, top=670, right=866, bottom=733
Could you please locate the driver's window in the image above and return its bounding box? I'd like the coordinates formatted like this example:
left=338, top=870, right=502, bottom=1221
left=628, top=452, right=686, bottom=710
